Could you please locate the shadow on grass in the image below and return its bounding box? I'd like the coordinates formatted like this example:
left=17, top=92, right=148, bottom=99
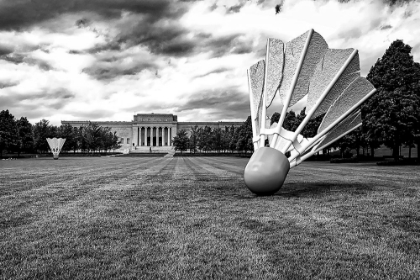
left=278, top=181, right=375, bottom=198
left=30, top=158, right=87, bottom=161
left=233, top=181, right=376, bottom=200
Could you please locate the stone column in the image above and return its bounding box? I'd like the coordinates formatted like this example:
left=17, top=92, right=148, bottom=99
left=132, top=126, right=138, bottom=149
left=153, top=127, right=156, bottom=147
left=150, top=127, right=153, bottom=147
left=168, top=127, right=171, bottom=146
left=148, top=127, right=151, bottom=146
left=172, top=125, right=177, bottom=146
left=139, top=127, right=141, bottom=146
left=159, top=127, right=162, bottom=146
left=139, top=127, right=142, bottom=146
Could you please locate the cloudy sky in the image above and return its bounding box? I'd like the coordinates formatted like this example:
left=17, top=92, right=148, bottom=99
left=0, top=0, right=419, bottom=125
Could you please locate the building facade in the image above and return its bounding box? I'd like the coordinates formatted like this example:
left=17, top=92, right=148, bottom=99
left=62, top=113, right=243, bottom=152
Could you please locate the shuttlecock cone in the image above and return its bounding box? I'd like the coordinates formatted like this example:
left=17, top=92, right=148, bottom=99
left=244, top=147, right=290, bottom=195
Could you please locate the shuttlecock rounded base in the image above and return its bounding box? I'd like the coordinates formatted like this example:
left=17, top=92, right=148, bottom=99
left=244, top=147, right=290, bottom=195
left=53, top=155, right=59, bottom=160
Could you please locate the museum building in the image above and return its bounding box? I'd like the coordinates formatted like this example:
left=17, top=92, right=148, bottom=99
left=61, top=113, right=243, bottom=152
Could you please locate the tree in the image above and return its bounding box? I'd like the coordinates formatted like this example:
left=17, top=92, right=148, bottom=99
left=221, top=128, right=231, bottom=152
left=363, top=40, right=420, bottom=160
left=189, top=125, right=199, bottom=153
left=334, top=134, right=356, bottom=158
left=82, top=122, right=103, bottom=152
left=103, top=131, right=120, bottom=152
left=229, top=127, right=239, bottom=152
left=213, top=128, right=223, bottom=152
left=33, top=119, right=56, bottom=153
left=0, top=110, right=19, bottom=157
left=270, top=112, right=280, bottom=125
left=196, top=126, right=213, bottom=152
left=302, top=113, right=324, bottom=138
left=283, top=110, right=296, bottom=131
left=173, top=129, right=189, bottom=153
left=235, top=116, right=253, bottom=153
left=58, top=123, right=76, bottom=152
left=16, top=117, right=34, bottom=155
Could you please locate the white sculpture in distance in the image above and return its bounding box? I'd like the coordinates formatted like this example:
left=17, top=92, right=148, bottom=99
left=46, top=138, right=66, bottom=160
left=244, top=29, right=377, bottom=195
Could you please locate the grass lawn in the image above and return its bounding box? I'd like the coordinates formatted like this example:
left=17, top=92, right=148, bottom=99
left=1, top=157, right=419, bottom=279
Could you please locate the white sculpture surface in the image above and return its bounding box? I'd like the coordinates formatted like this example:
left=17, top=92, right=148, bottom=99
left=46, top=138, right=66, bottom=160
left=244, top=29, right=376, bottom=195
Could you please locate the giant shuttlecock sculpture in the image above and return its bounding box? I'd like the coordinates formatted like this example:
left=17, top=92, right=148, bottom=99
left=244, top=29, right=376, bottom=195
left=46, top=138, right=66, bottom=160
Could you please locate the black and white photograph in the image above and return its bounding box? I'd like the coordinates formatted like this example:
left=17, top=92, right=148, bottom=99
left=1, top=0, right=419, bottom=279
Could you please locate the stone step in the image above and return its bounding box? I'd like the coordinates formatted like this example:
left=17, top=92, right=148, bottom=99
left=131, top=146, right=173, bottom=153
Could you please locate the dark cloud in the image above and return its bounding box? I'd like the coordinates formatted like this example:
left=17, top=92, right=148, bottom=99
left=200, top=34, right=254, bottom=57
left=77, top=1, right=251, bottom=58
left=21, top=89, right=75, bottom=102
left=88, top=23, right=249, bottom=73
left=0, top=0, right=248, bottom=60
left=119, top=26, right=196, bottom=56
left=380, top=25, right=393, bottom=30
left=194, top=67, right=230, bottom=79
left=68, top=50, right=84, bottom=55
left=76, top=18, right=91, bottom=28
left=0, top=88, right=75, bottom=112
left=230, top=42, right=254, bottom=54
left=0, top=0, right=187, bottom=31
left=227, top=4, right=244, bottom=14
left=0, top=81, right=18, bottom=89
left=0, top=43, right=14, bottom=56
left=385, top=0, right=416, bottom=6
left=83, top=63, right=155, bottom=80
left=176, top=88, right=249, bottom=117
left=320, top=0, right=414, bottom=4
left=92, top=28, right=249, bottom=58
left=0, top=53, right=54, bottom=71
left=87, top=16, right=196, bottom=56
left=82, top=51, right=157, bottom=80
left=0, top=53, right=26, bottom=64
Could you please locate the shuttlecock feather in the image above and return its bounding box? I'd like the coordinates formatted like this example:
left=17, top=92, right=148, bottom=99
left=244, top=29, right=376, bottom=195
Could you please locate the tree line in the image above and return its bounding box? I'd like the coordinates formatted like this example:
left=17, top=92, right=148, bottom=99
left=172, top=110, right=323, bottom=154
left=0, top=112, right=121, bottom=157
left=173, top=39, right=420, bottom=160
left=173, top=120, right=254, bottom=154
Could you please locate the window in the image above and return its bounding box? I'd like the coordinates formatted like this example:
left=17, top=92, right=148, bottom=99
left=127, top=138, right=130, bottom=144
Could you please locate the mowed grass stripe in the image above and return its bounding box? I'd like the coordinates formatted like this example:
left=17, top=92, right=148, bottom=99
left=0, top=157, right=162, bottom=195
left=0, top=157, right=138, bottom=195
left=0, top=157, right=168, bottom=229
left=121, top=157, right=279, bottom=279
left=187, top=157, right=246, bottom=178
left=0, top=157, right=208, bottom=279
left=1, top=158, right=420, bottom=279
left=1, top=157, right=182, bottom=278
left=292, top=162, right=420, bottom=184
